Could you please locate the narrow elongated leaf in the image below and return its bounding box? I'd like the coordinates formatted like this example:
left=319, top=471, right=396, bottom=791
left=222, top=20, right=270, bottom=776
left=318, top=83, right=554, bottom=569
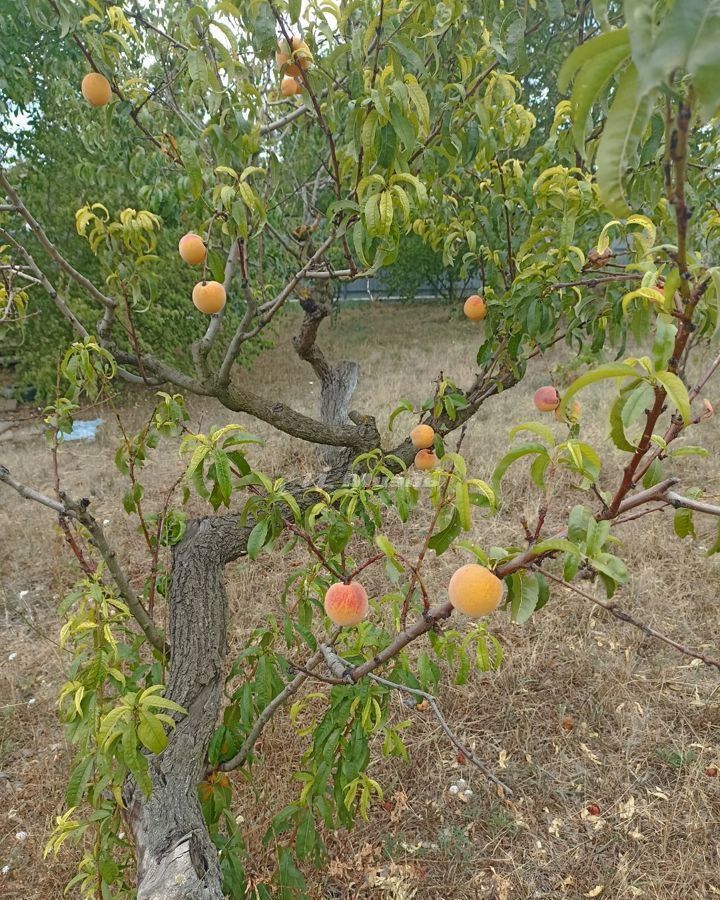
left=595, top=64, right=653, bottom=216
left=570, top=44, right=631, bottom=152
left=609, top=393, right=636, bottom=452
left=655, top=371, right=691, bottom=425
left=558, top=363, right=639, bottom=416
left=492, top=443, right=547, bottom=488
left=558, top=27, right=629, bottom=92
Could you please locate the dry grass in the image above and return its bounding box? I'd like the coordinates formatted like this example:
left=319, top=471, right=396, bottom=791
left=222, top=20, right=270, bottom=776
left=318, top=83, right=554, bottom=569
left=1, top=303, right=719, bottom=899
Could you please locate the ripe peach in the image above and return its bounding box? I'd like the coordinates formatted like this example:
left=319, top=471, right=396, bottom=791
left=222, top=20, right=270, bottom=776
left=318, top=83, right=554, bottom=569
left=448, top=564, right=503, bottom=617
left=533, top=386, right=560, bottom=412
left=463, top=294, right=486, bottom=321
left=81, top=72, right=112, bottom=107
left=410, top=423, right=435, bottom=450
left=324, top=581, right=368, bottom=627
left=192, top=280, right=226, bottom=315
left=281, top=75, right=300, bottom=97
left=178, top=233, right=206, bottom=265
left=414, top=449, right=437, bottom=471
left=276, top=36, right=312, bottom=75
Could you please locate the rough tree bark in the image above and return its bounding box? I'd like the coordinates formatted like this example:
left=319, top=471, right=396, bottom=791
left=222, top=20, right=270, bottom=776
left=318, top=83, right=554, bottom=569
left=123, top=516, right=251, bottom=899
left=292, top=283, right=360, bottom=466
left=123, top=298, right=362, bottom=898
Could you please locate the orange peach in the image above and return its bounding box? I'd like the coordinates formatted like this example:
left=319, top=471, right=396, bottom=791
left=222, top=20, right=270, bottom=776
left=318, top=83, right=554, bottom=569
left=463, top=294, right=486, bottom=321
left=410, top=423, right=435, bottom=450
left=81, top=72, right=112, bottom=107
left=178, top=232, right=206, bottom=265
left=324, top=581, right=369, bottom=627
left=533, top=386, right=560, bottom=412
left=448, top=564, right=503, bottom=617
left=414, top=449, right=437, bottom=470
left=192, top=280, right=226, bottom=314
left=276, top=36, right=312, bottom=75
left=281, top=75, right=300, bottom=97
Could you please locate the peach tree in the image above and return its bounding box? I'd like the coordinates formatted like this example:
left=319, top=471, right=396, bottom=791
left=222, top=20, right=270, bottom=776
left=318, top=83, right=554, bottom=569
left=2, top=1, right=720, bottom=897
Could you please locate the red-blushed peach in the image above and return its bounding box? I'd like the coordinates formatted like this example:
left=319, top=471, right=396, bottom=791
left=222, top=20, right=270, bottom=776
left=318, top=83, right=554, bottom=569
left=178, top=233, right=207, bottom=265
left=192, top=280, right=226, bottom=314
left=414, top=449, right=437, bottom=470
left=448, top=564, right=503, bottom=617
left=533, top=386, right=560, bottom=412
left=463, top=294, right=487, bottom=321
left=324, top=581, right=369, bottom=627
left=81, top=72, right=112, bottom=107
left=410, top=423, right=435, bottom=449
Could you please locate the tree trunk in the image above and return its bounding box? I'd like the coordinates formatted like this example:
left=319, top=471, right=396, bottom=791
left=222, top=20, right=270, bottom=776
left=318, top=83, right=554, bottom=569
left=123, top=517, right=249, bottom=900
left=122, top=285, right=365, bottom=897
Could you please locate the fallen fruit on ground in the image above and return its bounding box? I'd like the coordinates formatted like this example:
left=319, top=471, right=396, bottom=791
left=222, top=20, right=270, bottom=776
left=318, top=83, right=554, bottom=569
left=533, top=386, right=560, bottom=412
left=324, top=581, right=369, bottom=627
left=463, top=294, right=487, bottom=321
left=587, top=803, right=602, bottom=816
left=448, top=564, right=503, bottom=617
left=192, top=280, right=226, bottom=314
left=281, top=75, right=300, bottom=97
left=178, top=233, right=206, bottom=265
left=410, top=423, right=435, bottom=449
left=414, top=449, right=437, bottom=470
left=81, top=72, right=112, bottom=107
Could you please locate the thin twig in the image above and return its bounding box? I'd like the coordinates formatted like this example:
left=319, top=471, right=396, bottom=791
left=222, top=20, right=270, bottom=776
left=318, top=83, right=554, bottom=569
left=319, top=645, right=512, bottom=797
left=539, top=569, right=720, bottom=672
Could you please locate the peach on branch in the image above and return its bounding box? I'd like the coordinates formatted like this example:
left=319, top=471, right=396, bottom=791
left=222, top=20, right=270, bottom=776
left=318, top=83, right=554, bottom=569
left=275, top=36, right=312, bottom=76
left=81, top=72, right=112, bottom=107
left=192, top=280, right=226, bottom=315
left=281, top=75, right=301, bottom=97
left=410, top=423, right=435, bottom=449
left=448, top=564, right=503, bottom=617
left=178, top=233, right=207, bottom=265
left=463, top=294, right=486, bottom=321
left=533, top=386, right=560, bottom=412
left=324, top=581, right=369, bottom=627
left=414, top=449, right=437, bottom=470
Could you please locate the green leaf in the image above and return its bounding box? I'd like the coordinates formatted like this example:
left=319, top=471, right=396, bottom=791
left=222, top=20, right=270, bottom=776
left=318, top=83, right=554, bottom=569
left=66, top=756, right=95, bottom=807
left=509, top=573, right=540, bottom=624
left=137, top=710, right=168, bottom=755
left=212, top=450, right=233, bottom=506
left=570, top=43, right=631, bottom=153
left=559, top=363, right=640, bottom=418
left=558, top=27, right=629, bottom=92
left=595, top=64, right=653, bottom=216
left=655, top=371, right=691, bottom=425
left=639, top=0, right=720, bottom=97
left=492, top=443, right=548, bottom=488
left=247, top=518, right=270, bottom=560
left=652, top=318, right=677, bottom=371
left=609, top=393, right=636, bottom=452
left=688, top=7, right=720, bottom=118
left=428, top=508, right=461, bottom=555
left=674, top=506, right=695, bottom=540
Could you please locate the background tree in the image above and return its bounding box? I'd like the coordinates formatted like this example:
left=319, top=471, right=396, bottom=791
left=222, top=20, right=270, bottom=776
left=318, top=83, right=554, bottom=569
left=2, top=1, right=720, bottom=897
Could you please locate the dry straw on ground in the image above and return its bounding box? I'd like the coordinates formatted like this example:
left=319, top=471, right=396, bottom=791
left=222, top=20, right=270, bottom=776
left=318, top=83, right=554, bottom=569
left=1, top=306, right=719, bottom=898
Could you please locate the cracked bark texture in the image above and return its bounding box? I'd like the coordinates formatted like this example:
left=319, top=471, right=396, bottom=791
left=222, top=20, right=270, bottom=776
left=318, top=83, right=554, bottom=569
left=292, top=284, right=361, bottom=466
left=123, top=517, right=251, bottom=899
